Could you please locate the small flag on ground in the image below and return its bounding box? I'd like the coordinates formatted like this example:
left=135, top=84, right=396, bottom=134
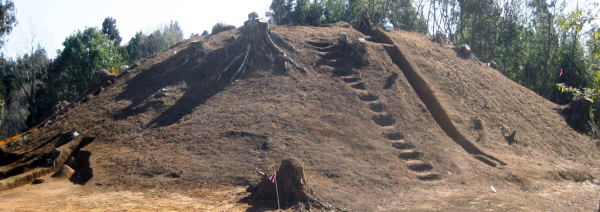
left=270, top=172, right=277, bottom=183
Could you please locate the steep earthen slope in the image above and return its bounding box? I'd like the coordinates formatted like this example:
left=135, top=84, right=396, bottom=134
left=0, top=23, right=598, bottom=211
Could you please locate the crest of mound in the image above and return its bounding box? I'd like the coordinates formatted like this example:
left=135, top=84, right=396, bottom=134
left=0, top=22, right=598, bottom=211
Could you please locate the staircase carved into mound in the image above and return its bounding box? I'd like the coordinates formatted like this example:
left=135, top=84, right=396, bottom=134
left=310, top=40, right=441, bottom=181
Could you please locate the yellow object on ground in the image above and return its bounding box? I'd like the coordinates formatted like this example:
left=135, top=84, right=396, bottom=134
left=113, top=68, right=121, bottom=75
left=0, top=133, right=25, bottom=146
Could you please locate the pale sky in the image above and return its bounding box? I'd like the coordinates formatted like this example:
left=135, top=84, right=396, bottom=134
left=2, top=0, right=273, bottom=59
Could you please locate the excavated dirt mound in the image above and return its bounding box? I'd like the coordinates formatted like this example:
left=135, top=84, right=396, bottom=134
left=1, top=22, right=599, bottom=211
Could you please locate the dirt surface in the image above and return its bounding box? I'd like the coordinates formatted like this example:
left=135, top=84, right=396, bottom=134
left=1, top=22, right=600, bottom=211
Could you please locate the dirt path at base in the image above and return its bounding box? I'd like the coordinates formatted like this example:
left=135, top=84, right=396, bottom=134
left=0, top=178, right=255, bottom=211
left=2, top=177, right=599, bottom=211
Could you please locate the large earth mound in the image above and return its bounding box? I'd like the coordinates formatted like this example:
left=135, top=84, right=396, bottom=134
left=1, top=21, right=599, bottom=211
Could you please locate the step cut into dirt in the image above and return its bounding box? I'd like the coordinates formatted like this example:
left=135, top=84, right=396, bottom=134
left=378, top=30, right=505, bottom=167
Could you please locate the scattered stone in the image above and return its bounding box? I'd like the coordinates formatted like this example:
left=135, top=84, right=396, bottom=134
left=248, top=11, right=259, bottom=20
left=383, top=72, right=399, bottom=89
left=168, top=171, right=183, bottom=178
left=52, top=165, right=75, bottom=179
left=32, top=179, right=44, bottom=184
left=501, top=126, right=516, bottom=145
left=472, top=117, right=483, bottom=130
left=488, top=61, right=498, bottom=69
left=435, top=31, right=451, bottom=45
left=261, top=141, right=270, bottom=150
left=92, top=69, right=117, bottom=88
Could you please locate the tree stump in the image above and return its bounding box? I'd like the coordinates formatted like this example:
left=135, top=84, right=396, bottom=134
left=248, top=159, right=316, bottom=208
left=559, top=96, right=597, bottom=134
left=459, top=44, right=471, bottom=55
left=206, top=12, right=305, bottom=85
left=355, top=38, right=367, bottom=52
left=354, top=11, right=373, bottom=30
left=338, top=33, right=348, bottom=44
left=239, top=18, right=282, bottom=54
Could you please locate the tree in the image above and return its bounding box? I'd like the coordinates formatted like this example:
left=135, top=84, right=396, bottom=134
left=102, top=17, right=122, bottom=46
left=0, top=0, right=16, bottom=49
left=268, top=0, right=294, bottom=25
left=51, top=27, right=123, bottom=102
left=201, top=30, right=209, bottom=36
left=13, top=47, right=50, bottom=125
left=124, top=21, right=184, bottom=63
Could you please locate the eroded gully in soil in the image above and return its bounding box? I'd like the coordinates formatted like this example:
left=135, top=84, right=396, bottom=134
left=369, top=29, right=506, bottom=167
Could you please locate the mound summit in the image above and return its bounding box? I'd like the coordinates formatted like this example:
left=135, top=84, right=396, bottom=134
left=1, top=20, right=599, bottom=211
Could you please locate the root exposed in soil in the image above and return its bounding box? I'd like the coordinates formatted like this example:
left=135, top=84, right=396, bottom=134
left=205, top=15, right=304, bottom=87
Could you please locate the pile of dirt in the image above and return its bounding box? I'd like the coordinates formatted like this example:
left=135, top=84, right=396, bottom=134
left=1, top=21, right=599, bottom=211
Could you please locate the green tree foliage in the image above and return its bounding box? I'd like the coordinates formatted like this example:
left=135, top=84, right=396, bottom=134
left=557, top=4, right=600, bottom=111
left=14, top=48, right=50, bottom=125
left=0, top=0, right=16, bottom=49
left=0, top=58, right=16, bottom=101
left=125, top=21, right=184, bottom=63
left=268, top=0, right=427, bottom=33
left=102, top=17, right=122, bottom=46
left=50, top=27, right=123, bottom=102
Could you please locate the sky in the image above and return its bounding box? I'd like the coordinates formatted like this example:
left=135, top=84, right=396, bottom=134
left=2, top=0, right=273, bottom=59
left=2, top=0, right=598, bottom=59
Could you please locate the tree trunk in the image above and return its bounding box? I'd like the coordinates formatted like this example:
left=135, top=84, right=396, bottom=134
left=239, top=18, right=282, bottom=54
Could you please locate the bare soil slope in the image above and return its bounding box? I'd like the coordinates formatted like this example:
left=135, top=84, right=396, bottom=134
left=1, top=23, right=599, bottom=211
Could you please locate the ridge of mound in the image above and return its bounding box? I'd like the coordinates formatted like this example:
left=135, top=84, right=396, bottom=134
left=0, top=22, right=599, bottom=211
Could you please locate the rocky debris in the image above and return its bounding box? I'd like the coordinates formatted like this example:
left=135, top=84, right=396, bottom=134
left=384, top=72, right=399, bottom=89
left=51, top=165, right=75, bottom=179
left=92, top=69, right=117, bottom=88
left=435, top=31, right=451, bottom=45
left=458, top=44, right=471, bottom=55
left=488, top=61, right=499, bottom=69
left=472, top=117, right=483, bottom=130
left=501, top=126, right=516, bottom=145
left=248, top=11, right=259, bottom=20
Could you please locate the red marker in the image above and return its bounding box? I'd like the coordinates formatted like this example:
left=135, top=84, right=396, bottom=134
left=269, top=172, right=277, bottom=183
left=560, top=69, right=563, bottom=77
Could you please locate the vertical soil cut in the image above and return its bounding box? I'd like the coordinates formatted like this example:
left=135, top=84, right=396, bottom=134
left=379, top=31, right=505, bottom=167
